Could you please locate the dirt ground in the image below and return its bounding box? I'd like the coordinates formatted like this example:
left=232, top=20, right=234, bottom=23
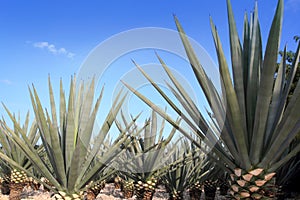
left=0, top=184, right=172, bottom=200
left=1, top=184, right=299, bottom=200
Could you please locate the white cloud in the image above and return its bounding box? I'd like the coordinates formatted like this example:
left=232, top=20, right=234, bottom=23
left=33, top=41, right=75, bottom=58
left=0, top=79, right=13, bottom=85
left=58, top=47, right=67, bottom=54
left=67, top=52, right=75, bottom=58
left=33, top=41, right=48, bottom=48
left=286, top=0, right=300, bottom=12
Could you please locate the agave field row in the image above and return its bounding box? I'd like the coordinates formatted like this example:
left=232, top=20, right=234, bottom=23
left=1, top=0, right=300, bottom=199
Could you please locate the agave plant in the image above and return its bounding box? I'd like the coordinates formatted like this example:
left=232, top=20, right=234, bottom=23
left=162, top=140, right=210, bottom=200
left=0, top=112, right=40, bottom=199
left=85, top=167, right=111, bottom=200
left=163, top=138, right=226, bottom=200
left=123, top=0, right=300, bottom=199
left=122, top=179, right=135, bottom=199
left=200, top=161, right=230, bottom=200
left=0, top=76, right=136, bottom=200
left=115, top=173, right=134, bottom=199
left=85, top=134, right=120, bottom=199
left=115, top=110, right=179, bottom=200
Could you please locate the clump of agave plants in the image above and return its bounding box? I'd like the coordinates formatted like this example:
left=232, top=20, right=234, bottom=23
left=0, top=0, right=300, bottom=199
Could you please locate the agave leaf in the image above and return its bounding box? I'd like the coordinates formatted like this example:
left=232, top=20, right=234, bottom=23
left=74, top=81, right=83, bottom=133
left=79, top=79, right=99, bottom=146
left=276, top=156, right=300, bottom=185
left=243, top=12, right=250, bottom=90
left=48, top=76, right=58, bottom=129
left=251, top=0, right=283, bottom=163
left=165, top=81, right=230, bottom=159
left=158, top=109, right=167, bottom=140
left=67, top=138, right=82, bottom=191
left=144, top=134, right=175, bottom=172
left=77, top=88, right=104, bottom=167
left=273, top=121, right=300, bottom=162
left=174, top=17, right=229, bottom=135
left=30, top=86, right=52, bottom=147
left=123, top=81, right=191, bottom=139
left=132, top=61, right=210, bottom=145
left=261, top=78, right=300, bottom=168
left=76, top=91, right=102, bottom=167
left=149, top=111, right=157, bottom=149
left=210, top=17, right=251, bottom=169
left=46, top=110, right=67, bottom=187
left=165, top=82, right=219, bottom=145
left=115, top=110, right=143, bottom=139
left=29, top=87, right=60, bottom=178
left=27, top=119, right=39, bottom=145
left=156, top=54, right=208, bottom=130
left=164, top=119, right=180, bottom=145
left=77, top=129, right=130, bottom=190
left=281, top=42, right=300, bottom=102
left=260, top=42, right=299, bottom=166
left=173, top=16, right=212, bottom=104
left=206, top=108, right=236, bottom=156
left=23, top=111, right=30, bottom=134
left=268, top=42, right=300, bottom=146
left=116, top=122, right=147, bottom=171
left=59, top=79, right=66, bottom=149
left=12, top=124, right=22, bottom=163
left=174, top=16, right=240, bottom=166
left=264, top=47, right=287, bottom=144
left=144, top=115, right=153, bottom=151
left=65, top=77, right=76, bottom=171
left=75, top=92, right=127, bottom=188
left=28, top=122, right=40, bottom=146
left=226, top=0, right=246, bottom=126
left=269, top=135, right=300, bottom=172
left=122, top=81, right=236, bottom=169
left=0, top=126, right=11, bottom=157
left=207, top=103, right=240, bottom=161
left=246, top=6, right=262, bottom=141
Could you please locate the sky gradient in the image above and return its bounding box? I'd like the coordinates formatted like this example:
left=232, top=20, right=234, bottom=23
left=0, top=0, right=300, bottom=123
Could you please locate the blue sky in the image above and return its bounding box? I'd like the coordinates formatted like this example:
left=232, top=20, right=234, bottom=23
left=0, top=0, right=300, bottom=125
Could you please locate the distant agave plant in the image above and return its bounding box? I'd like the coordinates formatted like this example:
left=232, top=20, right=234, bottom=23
left=162, top=140, right=210, bottom=200
left=0, top=76, right=135, bottom=200
left=0, top=112, right=40, bottom=199
left=124, top=0, right=300, bottom=199
left=115, top=110, right=179, bottom=200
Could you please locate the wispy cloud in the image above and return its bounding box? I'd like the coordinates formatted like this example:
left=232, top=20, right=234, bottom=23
left=286, top=0, right=300, bottom=12
left=0, top=79, right=13, bottom=85
left=33, top=41, right=75, bottom=58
